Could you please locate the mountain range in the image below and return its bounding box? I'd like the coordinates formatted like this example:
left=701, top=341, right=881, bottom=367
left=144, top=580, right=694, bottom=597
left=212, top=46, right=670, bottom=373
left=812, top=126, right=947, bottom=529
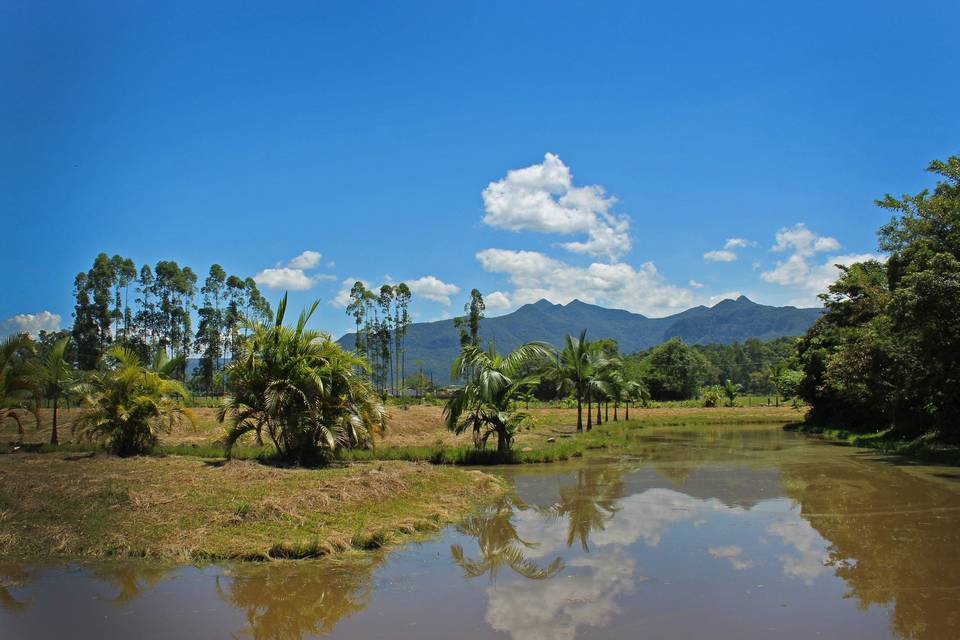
left=336, top=296, right=822, bottom=385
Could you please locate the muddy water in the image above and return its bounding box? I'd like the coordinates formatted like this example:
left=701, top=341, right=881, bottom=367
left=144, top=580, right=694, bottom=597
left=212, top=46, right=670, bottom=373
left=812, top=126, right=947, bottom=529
left=3, top=424, right=960, bottom=639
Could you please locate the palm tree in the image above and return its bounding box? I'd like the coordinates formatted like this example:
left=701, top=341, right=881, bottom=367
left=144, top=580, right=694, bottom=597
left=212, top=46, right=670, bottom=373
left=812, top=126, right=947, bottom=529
left=584, top=347, right=612, bottom=431
left=605, top=368, right=625, bottom=422
left=0, top=334, right=34, bottom=440
left=76, top=347, right=193, bottom=455
left=444, top=341, right=553, bottom=453
left=219, top=293, right=385, bottom=465
left=26, top=336, right=75, bottom=445
left=556, top=330, right=591, bottom=432
left=150, top=349, right=186, bottom=379
left=621, top=379, right=650, bottom=420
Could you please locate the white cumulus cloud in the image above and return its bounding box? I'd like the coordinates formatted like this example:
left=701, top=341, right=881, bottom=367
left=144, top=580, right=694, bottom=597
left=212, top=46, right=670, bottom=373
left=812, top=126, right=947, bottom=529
left=476, top=248, right=694, bottom=317
left=771, top=223, right=841, bottom=256
left=1, top=311, right=61, bottom=336
left=484, top=290, right=512, bottom=311
left=703, top=250, right=738, bottom=262
left=724, top=237, right=756, bottom=249
left=688, top=280, right=705, bottom=289
left=254, top=250, right=332, bottom=291
left=405, top=275, right=460, bottom=306
left=287, top=250, right=322, bottom=270
left=760, top=224, right=880, bottom=306
left=481, top=152, right=632, bottom=260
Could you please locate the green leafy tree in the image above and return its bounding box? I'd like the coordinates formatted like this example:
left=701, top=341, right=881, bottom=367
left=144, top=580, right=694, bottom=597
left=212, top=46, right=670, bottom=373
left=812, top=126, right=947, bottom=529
left=797, top=156, right=960, bottom=440
left=635, top=337, right=711, bottom=401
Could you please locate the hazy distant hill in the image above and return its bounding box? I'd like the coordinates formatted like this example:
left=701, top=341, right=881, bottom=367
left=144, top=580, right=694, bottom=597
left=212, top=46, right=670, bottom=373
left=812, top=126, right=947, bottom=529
left=337, top=296, right=822, bottom=384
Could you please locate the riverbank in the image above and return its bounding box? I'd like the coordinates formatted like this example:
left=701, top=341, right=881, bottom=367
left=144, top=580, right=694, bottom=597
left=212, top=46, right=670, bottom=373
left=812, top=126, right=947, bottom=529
left=0, top=454, right=506, bottom=562
left=786, top=423, right=960, bottom=465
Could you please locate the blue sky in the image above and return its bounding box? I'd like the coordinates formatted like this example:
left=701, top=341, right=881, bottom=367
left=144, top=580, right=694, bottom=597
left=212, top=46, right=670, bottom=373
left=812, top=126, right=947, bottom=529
left=2, top=1, right=958, bottom=338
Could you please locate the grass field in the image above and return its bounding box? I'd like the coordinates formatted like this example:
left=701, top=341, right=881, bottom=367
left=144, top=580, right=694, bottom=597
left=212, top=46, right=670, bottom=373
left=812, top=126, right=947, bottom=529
left=0, top=454, right=506, bottom=561
left=0, top=403, right=803, bottom=562
left=3, top=403, right=804, bottom=463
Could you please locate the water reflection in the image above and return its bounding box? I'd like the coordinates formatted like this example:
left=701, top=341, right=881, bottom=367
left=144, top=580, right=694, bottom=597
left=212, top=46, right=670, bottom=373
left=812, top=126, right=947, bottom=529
left=89, top=562, right=174, bottom=605
left=550, top=467, right=624, bottom=551
left=218, top=559, right=379, bottom=640
left=0, top=564, right=35, bottom=613
left=2, top=426, right=960, bottom=640
left=781, top=455, right=960, bottom=639
left=451, top=496, right=562, bottom=581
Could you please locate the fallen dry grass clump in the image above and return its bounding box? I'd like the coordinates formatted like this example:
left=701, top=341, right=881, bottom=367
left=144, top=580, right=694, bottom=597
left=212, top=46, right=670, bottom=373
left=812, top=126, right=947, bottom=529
left=0, top=454, right=506, bottom=561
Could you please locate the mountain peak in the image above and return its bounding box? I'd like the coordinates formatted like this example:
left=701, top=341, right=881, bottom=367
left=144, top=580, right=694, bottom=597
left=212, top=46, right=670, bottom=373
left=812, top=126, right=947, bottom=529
left=712, top=295, right=755, bottom=309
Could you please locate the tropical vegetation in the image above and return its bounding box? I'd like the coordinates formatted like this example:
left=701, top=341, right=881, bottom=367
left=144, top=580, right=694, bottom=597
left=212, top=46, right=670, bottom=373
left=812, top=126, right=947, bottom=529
left=219, top=294, right=386, bottom=465
left=795, top=156, right=960, bottom=443
left=75, top=346, right=194, bottom=455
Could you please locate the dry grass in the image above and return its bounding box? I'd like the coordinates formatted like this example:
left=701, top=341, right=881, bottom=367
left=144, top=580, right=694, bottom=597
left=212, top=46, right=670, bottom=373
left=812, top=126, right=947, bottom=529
left=4, top=404, right=802, bottom=452
left=0, top=453, right=506, bottom=561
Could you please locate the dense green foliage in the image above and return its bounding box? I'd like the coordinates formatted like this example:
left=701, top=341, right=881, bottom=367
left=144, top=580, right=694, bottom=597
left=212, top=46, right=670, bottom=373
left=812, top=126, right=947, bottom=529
left=797, top=156, right=960, bottom=440
left=219, top=294, right=386, bottom=465
left=69, top=253, right=272, bottom=391
left=623, top=336, right=796, bottom=401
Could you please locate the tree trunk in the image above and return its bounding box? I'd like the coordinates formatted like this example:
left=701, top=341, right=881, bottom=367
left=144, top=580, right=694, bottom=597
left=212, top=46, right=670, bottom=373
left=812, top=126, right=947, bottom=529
left=604, top=402, right=609, bottom=422
left=577, top=397, right=583, bottom=432
left=596, top=400, right=602, bottom=425
left=626, top=402, right=630, bottom=420
left=614, top=402, right=618, bottom=421
left=496, top=427, right=509, bottom=453
left=587, top=394, right=592, bottom=431
left=50, top=396, right=59, bottom=446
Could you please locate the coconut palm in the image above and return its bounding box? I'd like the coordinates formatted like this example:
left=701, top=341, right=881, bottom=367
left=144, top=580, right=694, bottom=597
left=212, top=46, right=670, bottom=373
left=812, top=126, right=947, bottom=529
left=443, top=341, right=553, bottom=453
left=556, top=330, right=591, bottom=432
left=25, top=336, right=75, bottom=445
left=584, top=347, right=613, bottom=431
left=0, top=334, right=35, bottom=440
left=621, top=379, right=650, bottom=420
left=219, top=294, right=385, bottom=465
left=75, top=347, right=193, bottom=455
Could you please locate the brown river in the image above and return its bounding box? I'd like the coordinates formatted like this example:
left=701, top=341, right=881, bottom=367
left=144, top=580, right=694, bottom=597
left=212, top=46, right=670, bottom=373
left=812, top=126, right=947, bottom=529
left=3, top=424, right=960, bottom=639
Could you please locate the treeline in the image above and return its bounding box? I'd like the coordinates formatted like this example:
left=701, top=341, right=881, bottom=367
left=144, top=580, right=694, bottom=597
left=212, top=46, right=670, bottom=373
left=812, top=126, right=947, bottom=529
left=623, top=336, right=798, bottom=400
left=345, top=282, right=413, bottom=395
left=68, top=253, right=272, bottom=392
left=795, top=156, right=960, bottom=441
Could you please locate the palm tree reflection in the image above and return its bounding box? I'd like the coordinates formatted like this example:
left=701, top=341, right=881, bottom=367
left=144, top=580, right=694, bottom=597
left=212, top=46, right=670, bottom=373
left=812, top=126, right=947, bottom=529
left=551, top=466, right=624, bottom=552
left=451, top=496, right=563, bottom=581
left=89, top=563, right=173, bottom=605
left=217, top=558, right=379, bottom=640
